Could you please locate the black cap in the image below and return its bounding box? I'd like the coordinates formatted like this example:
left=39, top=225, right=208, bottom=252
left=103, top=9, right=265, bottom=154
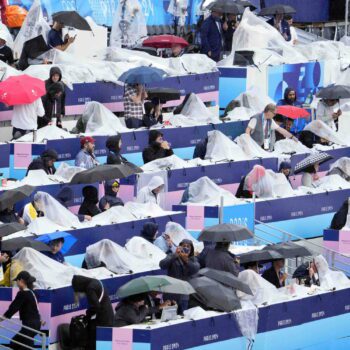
left=13, top=270, right=36, bottom=284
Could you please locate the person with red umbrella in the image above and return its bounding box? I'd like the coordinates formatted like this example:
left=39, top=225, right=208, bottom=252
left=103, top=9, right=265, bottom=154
left=142, top=35, right=189, bottom=58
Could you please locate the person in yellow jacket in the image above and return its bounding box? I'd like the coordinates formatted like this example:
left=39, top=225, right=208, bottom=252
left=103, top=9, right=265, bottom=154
left=0, top=252, right=23, bottom=287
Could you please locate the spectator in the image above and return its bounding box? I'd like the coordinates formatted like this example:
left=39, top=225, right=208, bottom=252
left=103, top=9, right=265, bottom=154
left=316, top=99, right=342, bottom=131
left=75, top=136, right=99, bottom=170
left=48, top=20, right=76, bottom=51
left=222, top=14, right=238, bottom=52
left=1, top=271, right=41, bottom=349
left=243, top=261, right=260, bottom=273
left=98, top=180, right=124, bottom=211
left=0, top=35, right=14, bottom=65
left=262, top=259, right=287, bottom=289
left=0, top=251, right=13, bottom=287
left=22, top=198, right=44, bottom=225
left=137, top=176, right=165, bottom=206
left=277, top=87, right=299, bottom=107
left=106, top=135, right=128, bottom=165
left=11, top=98, right=45, bottom=140
left=143, top=99, right=163, bottom=128
left=78, top=186, right=101, bottom=218
left=123, top=83, right=147, bottom=129
left=27, top=149, right=58, bottom=175
left=72, top=275, right=114, bottom=350
left=245, top=103, right=297, bottom=151
left=279, top=161, right=292, bottom=182
left=301, top=163, right=320, bottom=188
left=140, top=222, right=158, bottom=244
left=142, top=130, right=174, bottom=164
left=330, top=199, right=348, bottom=230
left=0, top=206, right=25, bottom=225
left=267, top=13, right=291, bottom=41
left=284, top=15, right=298, bottom=45
left=43, top=238, right=66, bottom=264
left=170, top=43, right=184, bottom=57
left=200, top=9, right=224, bottom=62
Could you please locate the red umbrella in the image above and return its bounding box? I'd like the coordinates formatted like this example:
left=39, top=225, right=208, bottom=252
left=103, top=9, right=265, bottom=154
left=0, top=74, right=46, bottom=106
left=143, top=35, right=189, bottom=49
left=276, top=105, right=310, bottom=120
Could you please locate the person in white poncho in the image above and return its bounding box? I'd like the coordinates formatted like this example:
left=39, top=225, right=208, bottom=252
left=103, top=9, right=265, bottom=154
left=137, top=176, right=165, bottom=206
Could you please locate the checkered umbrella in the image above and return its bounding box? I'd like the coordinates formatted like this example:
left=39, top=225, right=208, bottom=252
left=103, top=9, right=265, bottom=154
left=293, top=152, right=333, bottom=175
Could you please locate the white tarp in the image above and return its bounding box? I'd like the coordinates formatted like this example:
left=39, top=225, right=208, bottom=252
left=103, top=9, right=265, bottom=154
left=125, top=236, right=166, bottom=263
left=274, top=139, right=312, bottom=155
left=235, top=134, right=272, bottom=159
left=54, top=163, right=86, bottom=183
left=89, top=205, right=136, bottom=226
left=16, top=125, right=75, bottom=142
left=328, top=157, right=350, bottom=178
left=125, top=201, right=176, bottom=219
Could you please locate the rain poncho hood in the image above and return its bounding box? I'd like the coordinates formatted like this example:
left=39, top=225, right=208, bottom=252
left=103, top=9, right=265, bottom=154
left=328, top=157, right=350, bottom=179
left=105, top=134, right=122, bottom=153
left=125, top=236, right=166, bottom=263
left=146, top=176, right=165, bottom=192
left=243, top=166, right=273, bottom=198
left=82, top=186, right=99, bottom=204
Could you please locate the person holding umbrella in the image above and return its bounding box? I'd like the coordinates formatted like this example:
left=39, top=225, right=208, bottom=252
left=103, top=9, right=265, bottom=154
left=279, top=161, right=292, bottom=182
left=266, top=12, right=291, bottom=41
left=222, top=13, right=239, bottom=52
left=42, top=238, right=66, bottom=264
left=316, top=99, right=342, bottom=131
left=124, top=83, right=147, bottom=129
left=48, top=19, right=76, bottom=51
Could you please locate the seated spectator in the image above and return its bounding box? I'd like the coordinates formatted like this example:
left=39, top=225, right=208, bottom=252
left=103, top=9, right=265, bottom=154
left=330, top=199, right=349, bottom=230
left=203, top=242, right=239, bottom=276
left=27, top=149, right=58, bottom=176
left=279, top=161, right=292, bottom=182
left=0, top=36, right=14, bottom=65
left=140, top=222, right=158, bottom=244
left=0, top=206, right=25, bottom=225
left=262, top=259, right=287, bottom=289
left=106, top=135, right=127, bottom=165
left=142, top=130, right=174, bottom=164
left=144, top=292, right=173, bottom=319
left=159, top=239, right=200, bottom=313
left=316, top=99, right=342, bottom=131
left=43, top=238, right=65, bottom=264
left=193, top=137, right=208, bottom=160
left=137, top=176, right=165, bottom=206
left=299, top=130, right=322, bottom=149
left=170, top=43, right=184, bottom=58
left=301, top=163, right=320, bottom=188
left=222, top=14, right=238, bottom=52
left=277, top=88, right=299, bottom=107
left=243, top=261, right=260, bottom=273
left=22, top=198, right=44, bottom=225
left=78, top=186, right=101, bottom=218
left=98, top=180, right=124, bottom=211
left=0, top=251, right=13, bottom=287
left=293, top=261, right=319, bottom=287
left=48, top=20, right=76, bottom=51
left=143, top=99, right=163, bottom=128
left=267, top=13, right=291, bottom=41
left=75, top=136, right=99, bottom=170
left=11, top=98, right=45, bottom=140
left=124, top=83, right=147, bottom=129
left=285, top=15, right=298, bottom=45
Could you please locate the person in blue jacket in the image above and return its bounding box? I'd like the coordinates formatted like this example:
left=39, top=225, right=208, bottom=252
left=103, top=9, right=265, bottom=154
left=267, top=13, right=291, bottom=41
left=200, top=10, right=224, bottom=62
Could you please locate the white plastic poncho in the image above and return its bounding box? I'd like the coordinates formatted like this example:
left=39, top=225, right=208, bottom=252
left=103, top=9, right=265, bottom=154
left=16, top=125, right=75, bottom=142
left=125, top=236, right=166, bottom=264
left=82, top=102, right=129, bottom=135
left=312, top=175, right=350, bottom=191
left=243, top=165, right=274, bottom=199
left=25, top=217, right=67, bottom=235
left=137, top=176, right=165, bottom=206
left=33, top=191, right=82, bottom=228
left=141, top=155, right=189, bottom=172
left=183, top=176, right=240, bottom=206
left=274, top=139, right=312, bottom=155
left=235, top=89, right=274, bottom=115
left=265, top=170, right=295, bottom=198
left=89, top=206, right=136, bottom=226
left=235, top=134, right=272, bottom=159
left=20, top=170, right=53, bottom=187
left=54, top=163, right=86, bottom=183
left=328, top=157, right=350, bottom=179
left=0, top=22, right=14, bottom=49
left=85, top=239, right=157, bottom=274
left=110, top=0, right=147, bottom=48
left=124, top=201, right=175, bottom=219
left=205, top=130, right=247, bottom=161
left=12, top=247, right=115, bottom=289
left=314, top=255, right=350, bottom=291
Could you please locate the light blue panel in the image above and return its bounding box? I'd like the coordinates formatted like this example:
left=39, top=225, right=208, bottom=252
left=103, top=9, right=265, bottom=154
left=125, top=152, right=143, bottom=167
left=96, top=156, right=107, bottom=164
left=219, top=77, right=247, bottom=111
left=9, top=155, right=29, bottom=179
left=65, top=253, right=85, bottom=267
left=223, top=203, right=255, bottom=231
left=187, top=337, right=245, bottom=350
left=133, top=343, right=151, bottom=350
left=173, top=147, right=195, bottom=160
left=204, top=218, right=219, bottom=227
left=0, top=167, right=9, bottom=179
left=96, top=341, right=112, bottom=350
left=267, top=65, right=284, bottom=101
left=188, top=230, right=201, bottom=240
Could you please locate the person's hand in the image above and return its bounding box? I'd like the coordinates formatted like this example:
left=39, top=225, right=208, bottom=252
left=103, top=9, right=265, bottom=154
left=208, top=51, right=212, bottom=57
left=309, top=267, right=315, bottom=278
left=280, top=273, right=288, bottom=283
left=17, top=217, right=25, bottom=225
left=159, top=300, right=172, bottom=309
left=0, top=255, right=8, bottom=264
left=68, top=35, right=76, bottom=44
left=160, top=141, right=170, bottom=150
left=222, top=21, right=228, bottom=31
left=84, top=215, right=92, bottom=221
left=291, top=136, right=298, bottom=142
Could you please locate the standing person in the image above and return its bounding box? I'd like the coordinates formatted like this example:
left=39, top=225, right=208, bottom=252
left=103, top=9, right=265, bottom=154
left=262, top=259, right=287, bottom=289
left=123, top=83, right=147, bottom=129
left=266, top=13, right=291, bottom=41
left=27, top=149, right=58, bottom=175
left=142, top=130, right=174, bottom=164
left=316, top=99, right=342, bottom=131
left=75, top=136, right=99, bottom=170
left=245, top=103, right=297, bottom=151
left=200, top=10, right=224, bottom=62
left=222, top=14, right=238, bottom=52
left=48, top=20, right=76, bottom=51
left=0, top=35, right=14, bottom=65
left=11, top=98, right=45, bottom=140
left=72, top=275, right=114, bottom=350
left=105, top=135, right=128, bottom=165
left=78, top=186, right=101, bottom=218
left=1, top=271, right=41, bottom=349
left=284, top=15, right=298, bottom=45
left=159, top=239, right=200, bottom=314
left=140, top=222, right=158, bottom=244
left=137, top=176, right=165, bottom=206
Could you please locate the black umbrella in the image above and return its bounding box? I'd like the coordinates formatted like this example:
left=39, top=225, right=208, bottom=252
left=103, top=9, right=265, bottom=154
left=52, top=11, right=92, bottom=31
left=294, top=152, right=332, bottom=175
left=198, top=223, right=254, bottom=243
left=239, top=249, right=284, bottom=264
left=198, top=268, right=252, bottom=295
left=189, top=276, right=241, bottom=312
left=146, top=88, right=181, bottom=103
left=235, top=0, right=256, bottom=10
left=0, top=185, right=36, bottom=211
left=70, top=164, right=143, bottom=184
left=292, top=262, right=310, bottom=279
left=209, top=0, right=245, bottom=15
left=2, top=237, right=50, bottom=252
left=316, top=85, right=350, bottom=100
left=263, top=242, right=313, bottom=258
left=22, top=35, right=50, bottom=59
left=258, top=4, right=296, bottom=16
left=0, top=223, right=27, bottom=238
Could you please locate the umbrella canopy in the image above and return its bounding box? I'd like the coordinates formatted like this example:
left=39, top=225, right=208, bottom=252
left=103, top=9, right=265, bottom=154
left=0, top=185, right=36, bottom=211
left=0, top=75, right=46, bottom=106
left=35, top=231, right=77, bottom=255
left=235, top=0, right=256, bottom=10
left=70, top=164, right=142, bottom=184
left=239, top=249, right=283, bottom=264
left=276, top=106, right=310, bottom=120
left=52, top=11, right=92, bottom=31
left=316, top=85, right=350, bottom=100
left=118, top=66, right=168, bottom=85
left=294, top=152, right=332, bottom=175
left=2, top=237, right=50, bottom=252
left=22, top=35, right=49, bottom=59
left=143, top=35, right=189, bottom=49
left=0, top=223, right=27, bottom=238
left=198, top=223, right=254, bottom=243
left=292, top=262, right=310, bottom=279
left=146, top=87, right=181, bottom=102
left=198, top=268, right=252, bottom=295
left=258, top=4, right=296, bottom=16
left=263, top=242, right=313, bottom=259
left=151, top=276, right=195, bottom=295
left=189, top=276, right=241, bottom=312
left=209, top=0, right=245, bottom=15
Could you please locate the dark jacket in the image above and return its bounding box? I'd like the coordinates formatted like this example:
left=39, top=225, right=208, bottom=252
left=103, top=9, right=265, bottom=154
left=98, top=180, right=124, bottom=210
left=223, top=20, right=236, bottom=52
left=277, top=87, right=300, bottom=107
left=200, top=15, right=223, bottom=61
left=72, top=276, right=114, bottom=327
left=142, top=130, right=174, bottom=164
left=26, top=149, right=58, bottom=176
left=330, top=200, right=348, bottom=230
left=114, top=302, right=150, bottom=327
left=106, top=135, right=128, bottom=165
left=193, top=137, right=208, bottom=160
left=235, top=176, right=253, bottom=199
left=140, top=222, right=158, bottom=243
left=45, top=67, right=66, bottom=115
left=0, top=208, right=19, bottom=223
left=142, top=113, right=163, bottom=128
left=78, top=186, right=101, bottom=217
left=57, top=187, right=85, bottom=222
left=266, top=18, right=291, bottom=41
left=262, top=266, right=284, bottom=289
left=204, top=247, right=239, bottom=276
